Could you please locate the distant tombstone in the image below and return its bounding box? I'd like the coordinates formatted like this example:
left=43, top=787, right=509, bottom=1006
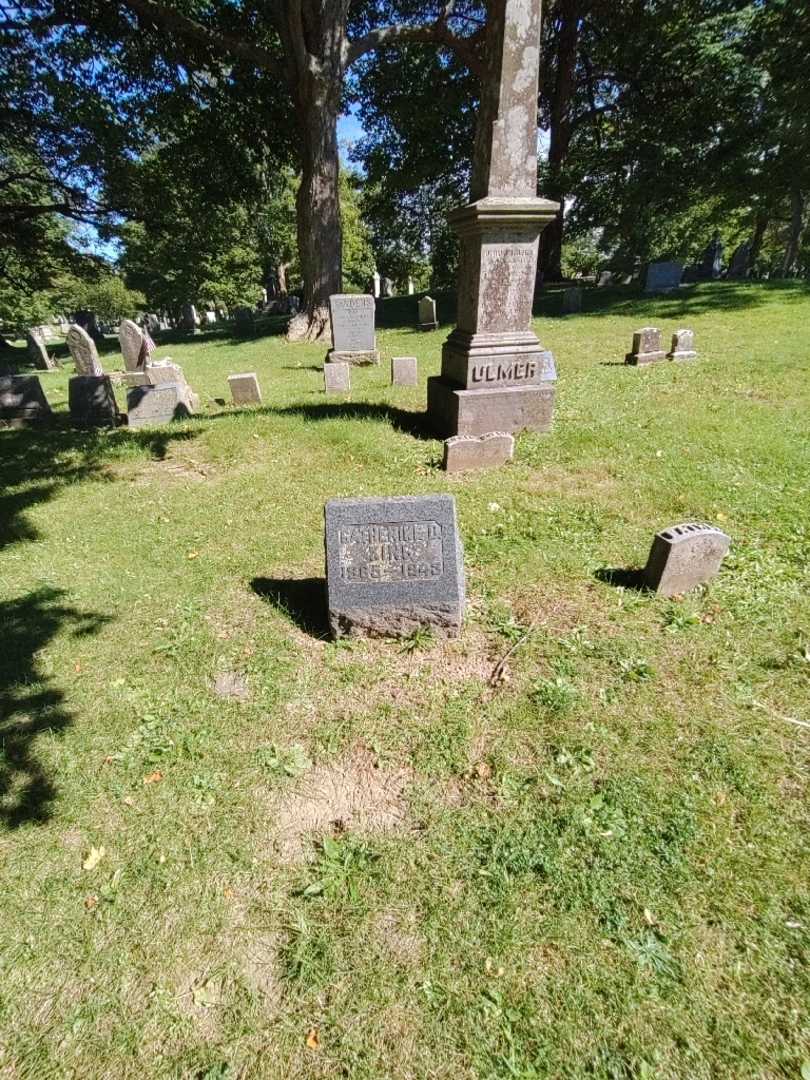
left=391, top=356, right=418, bottom=387
left=0, top=375, right=52, bottom=427
left=418, top=295, right=438, bottom=331
left=119, top=319, right=145, bottom=371
left=596, top=270, right=613, bottom=287
left=205, top=310, right=217, bottom=325
left=127, top=383, right=190, bottom=428
left=324, top=494, right=465, bottom=639
left=144, top=313, right=161, bottom=335
left=561, top=286, right=583, bottom=314
left=700, top=234, right=724, bottom=279
left=26, top=329, right=57, bottom=370
left=643, top=522, right=731, bottom=596
left=228, top=372, right=262, bottom=405
left=372, top=271, right=381, bottom=298
left=180, top=303, right=198, bottom=330
left=442, top=432, right=515, bottom=473
left=625, top=327, right=666, bottom=366
left=234, top=307, right=255, bottom=337
left=667, top=329, right=697, bottom=361
left=66, top=324, right=103, bottom=376
left=287, top=295, right=300, bottom=315
left=328, top=294, right=379, bottom=365
left=407, top=277, right=415, bottom=295
left=69, top=375, right=120, bottom=428
left=382, top=277, right=394, bottom=297
left=728, top=241, right=752, bottom=279
left=73, top=310, right=103, bottom=342
left=539, top=350, right=557, bottom=381
left=644, top=261, right=683, bottom=294
left=324, top=361, right=350, bottom=394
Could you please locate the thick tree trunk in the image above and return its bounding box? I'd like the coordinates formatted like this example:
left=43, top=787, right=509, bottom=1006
left=539, top=0, right=581, bottom=281
left=276, top=262, right=289, bottom=295
left=780, top=187, right=805, bottom=277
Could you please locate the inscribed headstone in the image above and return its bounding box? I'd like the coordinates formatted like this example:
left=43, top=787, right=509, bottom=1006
left=26, top=329, right=57, bottom=370
left=668, top=329, right=697, bottom=361
left=325, top=494, right=465, bottom=639
left=69, top=375, right=120, bottom=428
left=418, top=296, right=438, bottom=331
left=119, top=319, right=145, bottom=371
left=643, top=522, right=731, bottom=596
left=391, top=356, right=418, bottom=387
left=324, top=362, right=350, bottom=393
left=625, top=327, right=666, bottom=366
left=328, top=295, right=378, bottom=363
left=442, top=433, right=514, bottom=473
left=644, top=261, right=683, bottom=294
left=228, top=372, right=262, bottom=405
left=66, top=324, right=103, bottom=376
left=561, top=287, right=583, bottom=314
left=127, top=383, right=190, bottom=428
left=0, top=375, right=52, bottom=426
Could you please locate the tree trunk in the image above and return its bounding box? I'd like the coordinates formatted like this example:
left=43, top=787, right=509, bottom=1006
left=539, top=0, right=581, bottom=281
left=749, top=211, right=768, bottom=274
left=276, top=262, right=289, bottom=295
left=780, top=186, right=805, bottom=277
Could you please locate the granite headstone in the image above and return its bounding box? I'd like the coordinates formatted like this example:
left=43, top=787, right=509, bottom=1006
left=625, top=327, right=666, bottom=366
left=418, top=295, right=438, bottom=331
left=561, top=287, right=583, bottom=314
left=119, top=319, right=145, bottom=371
left=26, top=329, right=57, bottom=371
left=328, top=294, right=379, bottom=365
left=643, top=522, right=731, bottom=596
left=127, top=383, right=190, bottom=428
left=66, top=324, right=103, bottom=376
left=228, top=372, right=262, bottom=405
left=324, top=361, right=350, bottom=394
left=668, top=329, right=697, bottom=361
left=442, top=432, right=515, bottom=473
left=644, top=261, right=683, bottom=294
left=391, top=356, right=418, bottom=387
left=0, top=375, right=52, bottom=426
left=69, top=375, right=120, bottom=428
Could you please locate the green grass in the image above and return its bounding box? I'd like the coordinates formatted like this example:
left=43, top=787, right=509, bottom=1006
left=1, top=281, right=808, bottom=1078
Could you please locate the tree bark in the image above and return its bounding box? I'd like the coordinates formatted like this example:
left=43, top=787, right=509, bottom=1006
left=780, top=186, right=805, bottom=277
left=539, top=0, right=582, bottom=281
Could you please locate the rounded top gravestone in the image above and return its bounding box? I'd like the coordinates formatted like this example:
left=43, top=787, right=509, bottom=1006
left=66, top=324, right=103, bottom=376
left=119, top=319, right=145, bottom=371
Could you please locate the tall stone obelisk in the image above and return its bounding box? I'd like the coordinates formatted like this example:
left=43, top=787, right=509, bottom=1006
left=427, top=0, right=559, bottom=437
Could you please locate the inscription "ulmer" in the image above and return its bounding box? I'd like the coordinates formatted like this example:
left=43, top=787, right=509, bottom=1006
left=338, top=520, right=443, bottom=583
left=471, top=360, right=537, bottom=384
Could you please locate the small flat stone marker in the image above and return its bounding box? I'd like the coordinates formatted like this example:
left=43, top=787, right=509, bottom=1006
left=69, top=375, right=120, bottom=428
left=328, top=294, right=379, bottom=365
left=625, top=327, right=666, bottom=366
left=668, top=329, right=697, bottom=361
left=0, top=375, right=52, bottom=427
left=643, top=522, right=731, bottom=596
left=325, top=495, right=465, bottom=639
left=442, top=432, right=515, bottom=473
left=418, top=295, right=438, bottom=331
left=324, top=361, right=350, bottom=394
left=228, top=372, right=262, bottom=405
left=127, top=383, right=190, bottom=428
left=561, top=287, right=582, bottom=315
left=391, top=356, right=418, bottom=387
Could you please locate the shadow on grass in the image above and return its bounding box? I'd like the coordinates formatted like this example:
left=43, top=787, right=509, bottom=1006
left=0, top=425, right=198, bottom=552
left=268, top=401, right=435, bottom=440
left=250, top=577, right=330, bottom=639
left=0, top=587, right=112, bottom=828
left=594, top=567, right=647, bottom=590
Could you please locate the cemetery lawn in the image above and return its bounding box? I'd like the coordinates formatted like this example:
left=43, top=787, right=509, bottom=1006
left=2, top=281, right=809, bottom=1079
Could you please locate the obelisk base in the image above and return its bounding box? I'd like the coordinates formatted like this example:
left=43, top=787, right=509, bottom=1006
left=427, top=377, right=554, bottom=437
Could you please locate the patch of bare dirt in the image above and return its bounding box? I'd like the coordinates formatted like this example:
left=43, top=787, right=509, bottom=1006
left=370, top=907, right=424, bottom=969
left=212, top=671, right=251, bottom=702
left=268, top=746, right=412, bottom=862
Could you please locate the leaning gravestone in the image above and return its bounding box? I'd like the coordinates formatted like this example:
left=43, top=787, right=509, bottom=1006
left=26, top=329, right=57, bottom=371
left=324, top=361, right=350, bottom=394
left=625, top=327, right=666, bottom=366
left=668, top=329, right=697, bottom=361
left=228, top=372, right=262, bottom=405
left=443, top=432, right=515, bottom=473
left=69, top=375, right=120, bottom=428
left=644, top=261, right=683, bottom=294
left=418, top=295, right=438, bottom=331
left=119, top=319, right=145, bottom=371
left=327, top=295, right=379, bottom=365
left=324, top=494, right=465, bottom=639
left=391, top=356, right=418, bottom=387
left=66, top=324, right=103, bottom=376
left=0, top=375, right=52, bottom=426
left=643, top=522, right=731, bottom=596
left=127, top=383, right=190, bottom=428
left=561, top=287, right=583, bottom=314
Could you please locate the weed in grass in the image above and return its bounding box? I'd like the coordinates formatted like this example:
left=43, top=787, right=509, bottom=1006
left=531, top=675, right=580, bottom=714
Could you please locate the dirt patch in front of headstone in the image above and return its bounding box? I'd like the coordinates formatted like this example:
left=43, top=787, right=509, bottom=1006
left=267, top=746, right=412, bottom=863
left=212, top=670, right=251, bottom=702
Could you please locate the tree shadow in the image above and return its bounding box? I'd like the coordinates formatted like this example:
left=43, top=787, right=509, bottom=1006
left=594, top=567, right=647, bottom=591
left=0, top=587, right=112, bottom=828
left=280, top=364, right=323, bottom=372
left=250, top=577, right=330, bottom=639
left=0, top=425, right=198, bottom=552
left=268, top=401, right=435, bottom=440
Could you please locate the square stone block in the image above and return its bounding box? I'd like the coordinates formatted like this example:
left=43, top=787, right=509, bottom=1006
left=643, top=522, right=731, bottom=596
left=127, top=383, right=190, bottom=428
left=0, top=375, right=52, bottom=427
left=69, top=375, right=120, bottom=428
left=427, top=377, right=554, bottom=437
left=325, top=494, right=465, bottom=639
left=391, top=356, right=418, bottom=387
left=228, top=372, right=262, bottom=405
left=443, top=432, right=515, bottom=473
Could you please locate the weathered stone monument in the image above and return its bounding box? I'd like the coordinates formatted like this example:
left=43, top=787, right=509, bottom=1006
left=391, top=356, right=418, bottom=387
left=66, top=324, right=103, bottom=376
left=443, top=432, right=515, bottom=473
left=372, top=271, right=381, bottom=298
left=625, top=327, right=666, bottom=366
left=700, top=233, right=724, bottom=279
left=26, top=329, right=57, bottom=371
left=407, top=277, right=415, bottom=295
left=234, top=307, right=255, bottom=337
left=643, top=522, right=731, bottom=596
left=119, top=319, right=145, bottom=371
left=69, top=375, right=120, bottom=428
left=426, top=0, right=559, bottom=436
left=0, top=375, right=52, bottom=426
left=324, top=361, right=351, bottom=394
left=327, top=295, right=379, bottom=365
left=644, top=261, right=683, bottom=294
left=325, top=494, right=465, bottom=639
left=668, top=329, right=697, bottom=361
left=127, top=383, right=191, bottom=428
left=382, top=277, right=394, bottom=298
left=561, top=286, right=583, bottom=314
left=228, top=372, right=262, bottom=405
left=180, top=303, right=199, bottom=330
left=418, top=295, right=438, bottom=331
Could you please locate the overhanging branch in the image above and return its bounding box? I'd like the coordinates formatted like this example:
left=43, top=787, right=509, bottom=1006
left=345, top=21, right=485, bottom=78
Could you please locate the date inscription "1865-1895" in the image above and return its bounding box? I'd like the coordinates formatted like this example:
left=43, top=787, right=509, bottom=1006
left=338, top=521, right=443, bottom=583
